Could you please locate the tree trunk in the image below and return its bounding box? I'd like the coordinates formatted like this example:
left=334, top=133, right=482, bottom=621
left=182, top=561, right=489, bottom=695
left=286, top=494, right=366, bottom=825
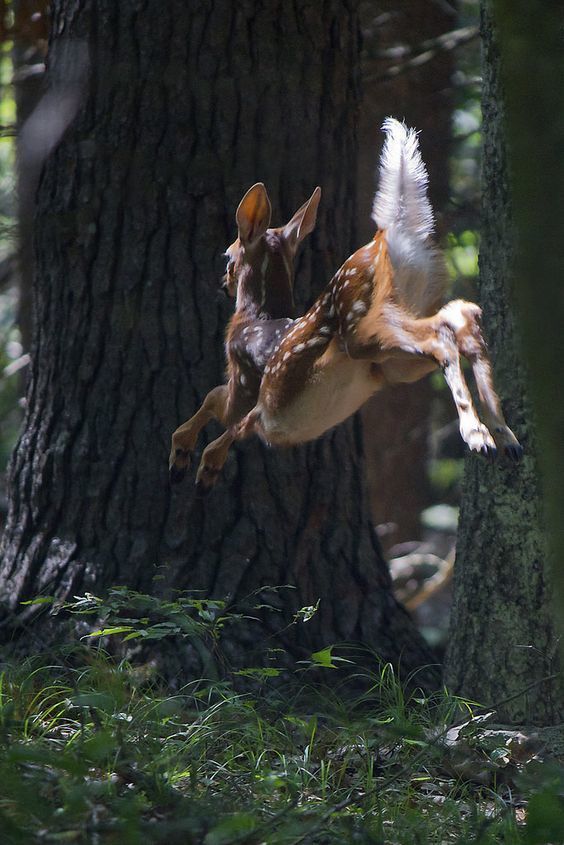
left=0, top=1, right=438, bottom=684
left=494, top=1, right=564, bottom=658
left=443, top=1, right=563, bottom=724
left=358, top=0, right=456, bottom=549
left=13, top=0, right=50, bottom=355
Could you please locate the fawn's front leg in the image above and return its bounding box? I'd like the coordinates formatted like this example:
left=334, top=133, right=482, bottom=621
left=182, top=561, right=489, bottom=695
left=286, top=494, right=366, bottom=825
left=195, top=408, right=261, bottom=494
left=195, top=430, right=236, bottom=494
left=169, top=384, right=229, bottom=483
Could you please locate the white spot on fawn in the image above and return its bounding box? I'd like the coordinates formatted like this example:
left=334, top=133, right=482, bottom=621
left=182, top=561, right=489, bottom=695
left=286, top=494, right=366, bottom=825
left=306, top=336, right=327, bottom=348
left=294, top=343, right=305, bottom=352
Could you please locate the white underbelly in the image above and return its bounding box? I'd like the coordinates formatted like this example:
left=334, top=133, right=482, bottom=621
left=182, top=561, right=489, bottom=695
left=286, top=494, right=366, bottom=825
left=259, top=354, right=377, bottom=445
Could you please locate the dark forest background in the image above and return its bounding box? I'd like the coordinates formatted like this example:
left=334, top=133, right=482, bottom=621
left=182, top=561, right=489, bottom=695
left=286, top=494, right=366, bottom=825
left=0, top=1, right=562, bottom=842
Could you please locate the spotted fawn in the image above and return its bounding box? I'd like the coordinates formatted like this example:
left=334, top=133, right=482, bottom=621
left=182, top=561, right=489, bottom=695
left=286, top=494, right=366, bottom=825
left=194, top=118, right=522, bottom=491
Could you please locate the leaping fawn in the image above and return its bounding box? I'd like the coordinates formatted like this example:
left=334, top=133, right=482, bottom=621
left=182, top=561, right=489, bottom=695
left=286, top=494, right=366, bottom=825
left=169, top=182, right=321, bottom=483
left=194, top=118, right=522, bottom=491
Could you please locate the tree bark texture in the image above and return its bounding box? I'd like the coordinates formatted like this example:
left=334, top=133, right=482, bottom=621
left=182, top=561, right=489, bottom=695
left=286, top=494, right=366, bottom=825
left=357, top=0, right=455, bottom=549
left=443, top=1, right=563, bottom=725
left=0, top=1, right=438, bottom=683
left=494, top=1, right=564, bottom=659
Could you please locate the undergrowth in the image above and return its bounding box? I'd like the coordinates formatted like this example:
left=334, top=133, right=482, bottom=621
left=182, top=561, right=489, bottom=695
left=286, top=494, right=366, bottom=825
left=0, top=589, right=562, bottom=844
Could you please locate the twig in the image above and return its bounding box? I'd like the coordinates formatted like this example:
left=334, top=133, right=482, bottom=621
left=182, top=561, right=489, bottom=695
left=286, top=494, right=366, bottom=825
left=375, top=25, right=478, bottom=61
left=367, top=25, right=479, bottom=84
left=3, top=354, right=30, bottom=378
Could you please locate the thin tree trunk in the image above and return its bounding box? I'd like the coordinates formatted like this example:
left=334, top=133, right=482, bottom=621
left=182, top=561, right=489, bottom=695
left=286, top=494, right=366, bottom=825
left=358, top=0, right=456, bottom=548
left=0, top=1, right=438, bottom=684
left=443, top=1, right=563, bottom=724
left=13, top=0, right=49, bottom=355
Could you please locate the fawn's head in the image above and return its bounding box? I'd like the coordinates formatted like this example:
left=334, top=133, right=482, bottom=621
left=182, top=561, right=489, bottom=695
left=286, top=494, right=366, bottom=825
left=223, top=183, right=321, bottom=319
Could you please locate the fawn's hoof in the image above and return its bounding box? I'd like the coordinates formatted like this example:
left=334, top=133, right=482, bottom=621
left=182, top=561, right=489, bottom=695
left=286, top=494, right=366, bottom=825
left=505, top=443, right=523, bottom=462
left=169, top=448, right=190, bottom=484
left=169, top=464, right=187, bottom=484
left=465, top=424, right=496, bottom=458
left=195, top=464, right=221, bottom=496
left=480, top=443, right=497, bottom=461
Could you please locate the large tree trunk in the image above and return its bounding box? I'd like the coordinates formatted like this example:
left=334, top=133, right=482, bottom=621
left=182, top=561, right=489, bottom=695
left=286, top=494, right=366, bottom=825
left=0, top=1, right=437, bottom=683
left=443, top=1, right=563, bottom=724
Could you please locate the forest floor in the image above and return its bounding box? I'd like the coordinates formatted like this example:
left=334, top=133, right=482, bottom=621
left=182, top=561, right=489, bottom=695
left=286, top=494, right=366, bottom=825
left=1, top=590, right=563, bottom=844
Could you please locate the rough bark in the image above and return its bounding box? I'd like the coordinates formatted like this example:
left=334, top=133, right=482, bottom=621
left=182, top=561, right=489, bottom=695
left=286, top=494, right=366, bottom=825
left=443, top=1, right=563, bottom=724
left=0, top=1, right=438, bottom=684
left=358, top=1, right=456, bottom=549
left=494, top=1, right=564, bottom=656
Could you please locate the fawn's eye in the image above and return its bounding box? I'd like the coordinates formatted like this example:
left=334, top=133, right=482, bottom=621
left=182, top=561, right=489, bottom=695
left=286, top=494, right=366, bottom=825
left=222, top=258, right=238, bottom=294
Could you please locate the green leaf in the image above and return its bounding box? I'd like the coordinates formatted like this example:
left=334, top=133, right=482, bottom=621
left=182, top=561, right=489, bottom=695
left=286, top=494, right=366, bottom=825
left=309, top=646, right=352, bottom=669
left=294, top=599, right=320, bottom=623
left=312, top=647, right=338, bottom=668
left=235, top=667, right=281, bottom=680
left=526, top=791, right=564, bottom=844
left=123, top=630, right=145, bottom=641
left=489, top=747, right=511, bottom=766
left=20, top=597, right=54, bottom=606
left=204, top=813, right=257, bottom=845
left=81, top=730, right=117, bottom=763
left=70, top=692, right=115, bottom=711
left=85, top=626, right=134, bottom=638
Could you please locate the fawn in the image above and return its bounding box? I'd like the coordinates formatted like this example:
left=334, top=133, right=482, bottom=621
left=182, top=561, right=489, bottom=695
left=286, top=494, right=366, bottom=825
left=194, top=118, right=522, bottom=491
left=169, top=182, right=321, bottom=482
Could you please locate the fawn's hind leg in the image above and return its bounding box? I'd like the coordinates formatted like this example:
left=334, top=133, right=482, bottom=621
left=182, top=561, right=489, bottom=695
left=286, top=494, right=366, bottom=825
left=441, top=301, right=522, bottom=460
left=344, top=303, right=497, bottom=457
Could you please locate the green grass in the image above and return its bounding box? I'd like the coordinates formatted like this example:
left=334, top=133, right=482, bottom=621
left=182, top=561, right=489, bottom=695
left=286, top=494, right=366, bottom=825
left=2, top=590, right=560, bottom=844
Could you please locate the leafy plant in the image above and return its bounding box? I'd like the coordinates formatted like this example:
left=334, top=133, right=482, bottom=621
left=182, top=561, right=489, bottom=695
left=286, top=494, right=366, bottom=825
left=0, top=589, right=546, bottom=843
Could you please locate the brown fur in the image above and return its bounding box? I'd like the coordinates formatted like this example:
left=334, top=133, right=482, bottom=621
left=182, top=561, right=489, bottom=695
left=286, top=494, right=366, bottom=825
left=196, top=230, right=522, bottom=490
left=169, top=183, right=321, bottom=482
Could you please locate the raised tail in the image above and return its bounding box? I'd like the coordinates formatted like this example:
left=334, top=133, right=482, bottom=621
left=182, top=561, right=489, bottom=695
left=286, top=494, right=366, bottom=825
left=371, top=118, right=446, bottom=314
left=372, top=118, right=434, bottom=242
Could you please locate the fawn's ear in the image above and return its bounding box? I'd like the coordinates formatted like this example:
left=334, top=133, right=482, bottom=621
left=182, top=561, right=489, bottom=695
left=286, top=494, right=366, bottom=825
left=282, top=187, right=321, bottom=252
left=236, top=183, right=272, bottom=246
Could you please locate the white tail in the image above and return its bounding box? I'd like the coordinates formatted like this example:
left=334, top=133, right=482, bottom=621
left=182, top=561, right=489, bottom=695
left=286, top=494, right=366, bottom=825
left=372, top=118, right=444, bottom=315
left=372, top=117, right=434, bottom=240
